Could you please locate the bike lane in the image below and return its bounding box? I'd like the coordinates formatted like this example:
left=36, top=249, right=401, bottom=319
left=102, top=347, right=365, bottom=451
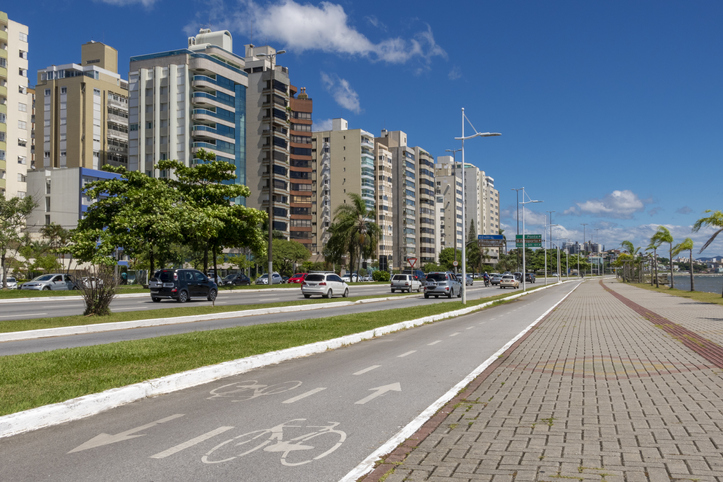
left=0, top=283, right=579, bottom=482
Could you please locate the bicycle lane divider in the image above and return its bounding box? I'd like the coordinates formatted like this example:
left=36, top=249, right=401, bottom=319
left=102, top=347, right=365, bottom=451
left=150, top=426, right=236, bottom=459
left=0, top=281, right=579, bottom=439
left=282, top=387, right=327, bottom=404
left=341, top=281, right=583, bottom=482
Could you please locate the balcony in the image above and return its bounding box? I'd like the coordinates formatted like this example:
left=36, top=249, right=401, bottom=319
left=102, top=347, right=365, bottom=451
left=107, top=128, right=127, bottom=141
left=107, top=113, right=128, bottom=125
left=192, top=91, right=234, bottom=108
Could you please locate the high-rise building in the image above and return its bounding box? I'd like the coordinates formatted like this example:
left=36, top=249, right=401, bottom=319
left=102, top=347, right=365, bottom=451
left=434, top=155, right=464, bottom=255
left=128, top=30, right=247, bottom=186
left=414, top=146, right=436, bottom=265
left=37, top=41, right=129, bottom=171
left=374, top=141, right=394, bottom=271
left=288, top=86, right=312, bottom=250
left=243, top=45, right=291, bottom=237
left=0, top=12, right=31, bottom=198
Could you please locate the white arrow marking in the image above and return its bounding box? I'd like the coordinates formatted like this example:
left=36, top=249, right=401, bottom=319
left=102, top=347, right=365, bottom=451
left=353, top=365, right=380, bottom=376
left=68, top=414, right=184, bottom=453
left=150, top=426, right=234, bottom=459
left=355, top=383, right=402, bottom=405
left=282, top=387, right=326, bottom=404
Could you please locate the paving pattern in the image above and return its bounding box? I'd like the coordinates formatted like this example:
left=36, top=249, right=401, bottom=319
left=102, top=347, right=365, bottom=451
left=362, top=279, right=723, bottom=482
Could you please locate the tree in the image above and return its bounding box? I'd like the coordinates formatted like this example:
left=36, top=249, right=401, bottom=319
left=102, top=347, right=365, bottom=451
left=646, top=236, right=662, bottom=287
left=330, top=193, right=380, bottom=275
left=672, top=237, right=695, bottom=292
left=272, top=239, right=311, bottom=276
left=438, top=247, right=461, bottom=271
left=621, top=240, right=641, bottom=282
left=652, top=226, right=674, bottom=289
left=0, top=196, right=36, bottom=289
left=40, top=223, right=73, bottom=273
left=692, top=210, right=723, bottom=296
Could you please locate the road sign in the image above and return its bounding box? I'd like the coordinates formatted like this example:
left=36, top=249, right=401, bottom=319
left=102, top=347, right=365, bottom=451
left=515, top=234, right=542, bottom=248
left=453, top=260, right=458, bottom=267
left=408, top=257, right=417, bottom=268
left=478, top=234, right=504, bottom=240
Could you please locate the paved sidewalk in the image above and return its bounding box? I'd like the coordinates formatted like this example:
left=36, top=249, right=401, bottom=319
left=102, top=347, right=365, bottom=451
left=363, top=278, right=723, bottom=481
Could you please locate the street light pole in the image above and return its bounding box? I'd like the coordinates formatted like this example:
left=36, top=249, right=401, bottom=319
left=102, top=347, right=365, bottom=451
left=518, top=188, right=541, bottom=291
left=446, top=148, right=462, bottom=272
left=455, top=108, right=500, bottom=304
left=580, top=223, right=588, bottom=276
left=511, top=188, right=522, bottom=271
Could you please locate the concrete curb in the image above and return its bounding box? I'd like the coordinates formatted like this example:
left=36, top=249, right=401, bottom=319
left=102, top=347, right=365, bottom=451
left=0, top=281, right=576, bottom=439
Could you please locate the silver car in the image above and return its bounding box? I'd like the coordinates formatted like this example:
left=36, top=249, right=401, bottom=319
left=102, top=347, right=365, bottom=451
left=20, top=273, right=78, bottom=291
left=424, top=272, right=462, bottom=299
left=301, top=272, right=349, bottom=298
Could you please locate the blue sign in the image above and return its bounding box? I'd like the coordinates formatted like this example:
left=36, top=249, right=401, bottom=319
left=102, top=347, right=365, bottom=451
left=478, top=235, right=504, bottom=240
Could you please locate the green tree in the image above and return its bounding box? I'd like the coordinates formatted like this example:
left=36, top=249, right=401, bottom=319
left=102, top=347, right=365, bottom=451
left=646, top=236, right=663, bottom=287
left=672, top=237, right=695, bottom=292
left=621, top=240, right=641, bottom=282
left=438, top=247, right=461, bottom=271
left=40, top=223, right=73, bottom=274
left=652, top=226, right=674, bottom=289
left=0, top=196, right=36, bottom=289
left=330, top=193, right=380, bottom=275
left=692, top=210, right=723, bottom=296
left=272, top=239, right=311, bottom=276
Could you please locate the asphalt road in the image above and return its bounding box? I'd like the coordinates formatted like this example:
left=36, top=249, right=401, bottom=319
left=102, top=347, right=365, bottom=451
left=0, top=282, right=579, bottom=482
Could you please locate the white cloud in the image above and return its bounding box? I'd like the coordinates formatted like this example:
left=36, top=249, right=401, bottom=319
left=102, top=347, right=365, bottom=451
left=312, top=118, right=333, bottom=131
left=96, top=0, right=158, bottom=6
left=321, top=72, right=361, bottom=113
left=448, top=66, right=462, bottom=80
left=566, top=190, right=647, bottom=219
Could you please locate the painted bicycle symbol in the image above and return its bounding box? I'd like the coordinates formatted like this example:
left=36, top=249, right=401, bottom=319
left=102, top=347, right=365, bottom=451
left=207, top=380, right=302, bottom=402
left=201, top=419, right=347, bottom=466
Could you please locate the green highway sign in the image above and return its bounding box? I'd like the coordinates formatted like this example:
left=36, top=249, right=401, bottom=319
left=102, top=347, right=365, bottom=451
left=515, top=234, right=542, bottom=248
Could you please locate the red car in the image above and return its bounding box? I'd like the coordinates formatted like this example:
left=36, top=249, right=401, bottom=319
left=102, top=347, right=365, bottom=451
left=287, top=273, right=308, bottom=284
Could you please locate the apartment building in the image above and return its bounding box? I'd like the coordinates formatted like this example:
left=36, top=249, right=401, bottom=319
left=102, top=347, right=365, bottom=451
left=434, top=155, right=464, bottom=255
left=243, top=45, right=291, bottom=237
left=374, top=141, right=394, bottom=271
left=128, top=29, right=247, bottom=188
left=311, top=118, right=376, bottom=257
left=414, top=147, right=436, bottom=265
left=0, top=12, right=31, bottom=198
left=37, top=41, right=129, bottom=171
left=288, top=86, right=312, bottom=250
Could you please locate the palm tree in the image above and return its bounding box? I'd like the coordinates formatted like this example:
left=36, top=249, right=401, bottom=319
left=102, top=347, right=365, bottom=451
left=672, top=237, right=694, bottom=292
left=692, top=210, right=723, bottom=297
left=652, top=226, right=674, bottom=289
left=621, top=240, right=640, bottom=282
left=647, top=236, right=662, bottom=288
left=332, top=193, right=381, bottom=275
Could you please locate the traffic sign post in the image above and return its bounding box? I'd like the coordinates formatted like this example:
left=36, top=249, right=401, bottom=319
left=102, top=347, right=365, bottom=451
left=515, top=234, right=542, bottom=248
left=407, top=257, right=417, bottom=269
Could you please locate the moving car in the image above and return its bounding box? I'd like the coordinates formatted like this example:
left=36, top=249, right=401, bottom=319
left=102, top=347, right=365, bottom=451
left=490, top=273, right=502, bottom=286
left=525, top=273, right=536, bottom=283
left=465, top=274, right=474, bottom=286
left=149, top=269, right=218, bottom=303
left=224, top=273, right=251, bottom=286
left=287, top=273, right=308, bottom=284
left=424, top=272, right=462, bottom=299
left=20, top=273, right=78, bottom=291
left=499, top=274, right=520, bottom=289
left=301, top=272, right=349, bottom=298
left=391, top=274, right=422, bottom=293
left=255, top=272, right=283, bottom=285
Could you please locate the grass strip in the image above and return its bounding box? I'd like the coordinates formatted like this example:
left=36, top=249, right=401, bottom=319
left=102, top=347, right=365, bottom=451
left=628, top=283, right=723, bottom=306
left=0, top=291, right=521, bottom=416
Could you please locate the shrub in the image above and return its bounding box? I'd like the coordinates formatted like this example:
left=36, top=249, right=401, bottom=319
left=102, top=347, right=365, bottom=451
left=372, top=270, right=390, bottom=282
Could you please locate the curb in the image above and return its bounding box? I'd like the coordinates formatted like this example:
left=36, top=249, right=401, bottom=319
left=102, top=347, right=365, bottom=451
left=0, top=281, right=575, bottom=439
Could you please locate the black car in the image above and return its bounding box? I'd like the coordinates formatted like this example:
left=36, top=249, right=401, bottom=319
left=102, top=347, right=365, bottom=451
left=224, top=273, right=251, bottom=286
left=149, top=269, right=218, bottom=303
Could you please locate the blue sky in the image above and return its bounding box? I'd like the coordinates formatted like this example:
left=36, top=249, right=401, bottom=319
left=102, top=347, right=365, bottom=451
left=9, top=0, right=723, bottom=257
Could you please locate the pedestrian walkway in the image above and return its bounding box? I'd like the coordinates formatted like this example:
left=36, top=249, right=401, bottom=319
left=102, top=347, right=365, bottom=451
left=362, top=278, right=723, bottom=482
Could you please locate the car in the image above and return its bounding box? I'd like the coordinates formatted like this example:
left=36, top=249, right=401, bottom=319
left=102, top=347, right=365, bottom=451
left=465, top=274, right=474, bottom=286
left=80, top=276, right=104, bottom=289
left=391, top=274, right=422, bottom=293
left=490, top=273, right=502, bottom=286
left=255, top=272, right=283, bottom=285
left=402, top=269, right=426, bottom=283
left=287, top=273, right=308, bottom=284
left=424, top=272, right=462, bottom=299
left=361, top=275, right=373, bottom=282
left=149, top=268, right=218, bottom=303
left=500, top=274, right=520, bottom=289
left=301, top=272, right=349, bottom=298
left=224, top=273, right=251, bottom=286
left=341, top=272, right=359, bottom=282
left=282, top=276, right=290, bottom=284
left=513, top=272, right=523, bottom=281
left=20, top=273, right=78, bottom=291
left=525, top=273, right=536, bottom=283
left=5, top=276, right=18, bottom=289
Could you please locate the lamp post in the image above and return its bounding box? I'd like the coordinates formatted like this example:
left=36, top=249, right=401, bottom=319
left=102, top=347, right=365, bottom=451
left=550, top=223, right=560, bottom=281
left=257, top=49, right=286, bottom=280
left=580, top=223, right=588, bottom=276
left=516, top=188, right=542, bottom=291
left=511, top=188, right=523, bottom=271
left=546, top=211, right=555, bottom=284
left=446, top=148, right=462, bottom=272
left=455, top=108, right=500, bottom=304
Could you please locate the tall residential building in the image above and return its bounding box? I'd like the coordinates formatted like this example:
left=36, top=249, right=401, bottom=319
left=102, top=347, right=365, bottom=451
left=288, top=85, right=312, bottom=250
left=413, top=146, right=436, bottom=265
left=374, top=141, right=394, bottom=271
left=434, top=155, right=464, bottom=254
left=311, top=118, right=376, bottom=257
left=0, top=12, right=31, bottom=198
left=243, top=45, right=291, bottom=237
left=37, top=41, right=129, bottom=171
left=128, top=29, right=247, bottom=186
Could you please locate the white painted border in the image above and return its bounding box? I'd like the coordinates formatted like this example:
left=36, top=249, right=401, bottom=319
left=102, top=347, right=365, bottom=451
left=339, top=281, right=581, bottom=482
left=0, top=282, right=577, bottom=439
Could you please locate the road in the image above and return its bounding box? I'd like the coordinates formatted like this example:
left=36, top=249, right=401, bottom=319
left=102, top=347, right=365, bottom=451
left=0, top=282, right=579, bottom=482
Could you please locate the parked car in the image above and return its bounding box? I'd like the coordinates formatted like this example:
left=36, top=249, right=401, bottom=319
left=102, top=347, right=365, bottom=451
left=287, top=273, right=308, bottom=284
left=424, top=272, right=462, bottom=299
left=490, top=273, right=502, bottom=286
left=301, top=272, right=349, bottom=298
left=391, top=274, right=422, bottom=293
left=20, top=273, right=78, bottom=291
left=500, top=274, right=520, bottom=289
left=282, top=276, right=290, bottom=283
left=224, top=273, right=251, bottom=286
left=80, top=276, right=104, bottom=289
left=5, top=276, right=18, bottom=289
left=361, top=274, right=373, bottom=282
left=465, top=274, right=474, bottom=286
left=149, top=269, right=217, bottom=303
left=255, top=272, right=283, bottom=285
left=341, top=272, right=359, bottom=282
left=525, top=273, right=536, bottom=283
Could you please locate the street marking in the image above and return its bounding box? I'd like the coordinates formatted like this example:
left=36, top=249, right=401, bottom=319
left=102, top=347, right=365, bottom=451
left=0, top=312, right=47, bottom=318
left=397, top=350, right=416, bottom=358
left=466, top=326, right=474, bottom=330
left=150, top=426, right=234, bottom=459
left=354, top=365, right=380, bottom=375
left=427, top=341, right=441, bottom=346
left=355, top=383, right=402, bottom=405
left=282, top=387, right=327, bottom=404
left=449, top=332, right=460, bottom=337
left=69, top=414, right=184, bottom=453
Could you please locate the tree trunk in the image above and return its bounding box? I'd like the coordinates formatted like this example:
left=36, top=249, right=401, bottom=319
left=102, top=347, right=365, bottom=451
left=689, top=248, right=695, bottom=292
left=1, top=249, right=6, bottom=289
left=203, top=246, right=209, bottom=275
left=149, top=247, right=155, bottom=286
left=654, top=250, right=659, bottom=288
left=669, top=244, right=674, bottom=289
left=213, top=244, right=218, bottom=282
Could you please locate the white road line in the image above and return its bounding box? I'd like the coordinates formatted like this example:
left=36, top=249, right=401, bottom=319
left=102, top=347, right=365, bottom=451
left=449, top=332, right=460, bottom=337
left=397, top=350, right=416, bottom=358
left=466, top=326, right=474, bottom=330
left=354, top=365, right=381, bottom=376
left=282, top=387, right=326, bottom=404
left=150, top=426, right=234, bottom=459
left=0, top=313, right=47, bottom=318
left=427, top=341, right=441, bottom=346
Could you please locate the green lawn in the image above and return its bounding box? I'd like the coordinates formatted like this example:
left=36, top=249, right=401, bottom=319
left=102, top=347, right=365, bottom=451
left=628, top=282, right=723, bottom=306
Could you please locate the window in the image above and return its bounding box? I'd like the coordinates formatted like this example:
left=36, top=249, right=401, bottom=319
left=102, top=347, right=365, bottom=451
left=19, top=68, right=28, bottom=77
left=61, top=87, right=67, bottom=95
left=19, top=86, right=27, bottom=94
left=17, top=191, right=26, bottom=199
left=0, top=58, right=5, bottom=68
left=17, top=173, right=26, bottom=183
left=18, top=102, right=27, bottom=112
left=46, top=180, right=51, bottom=195
left=19, top=32, right=28, bottom=42
left=0, top=113, right=5, bottom=123
left=45, top=215, right=51, bottom=226
left=19, top=50, right=27, bottom=60
left=18, top=139, right=27, bottom=147
left=18, top=120, right=26, bottom=130
left=18, top=156, right=26, bottom=165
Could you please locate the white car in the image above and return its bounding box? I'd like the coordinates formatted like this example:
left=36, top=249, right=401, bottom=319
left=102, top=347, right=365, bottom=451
left=499, top=274, right=520, bottom=289
left=5, top=277, right=18, bottom=289
left=391, top=274, right=422, bottom=293
left=302, top=273, right=349, bottom=298
left=341, top=272, right=359, bottom=282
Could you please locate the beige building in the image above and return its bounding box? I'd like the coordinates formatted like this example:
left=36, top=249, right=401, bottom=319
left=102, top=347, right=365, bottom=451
left=374, top=141, right=394, bottom=270
left=0, top=12, right=31, bottom=198
left=37, top=41, right=129, bottom=171
left=434, top=155, right=464, bottom=255
left=414, top=146, right=436, bottom=265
